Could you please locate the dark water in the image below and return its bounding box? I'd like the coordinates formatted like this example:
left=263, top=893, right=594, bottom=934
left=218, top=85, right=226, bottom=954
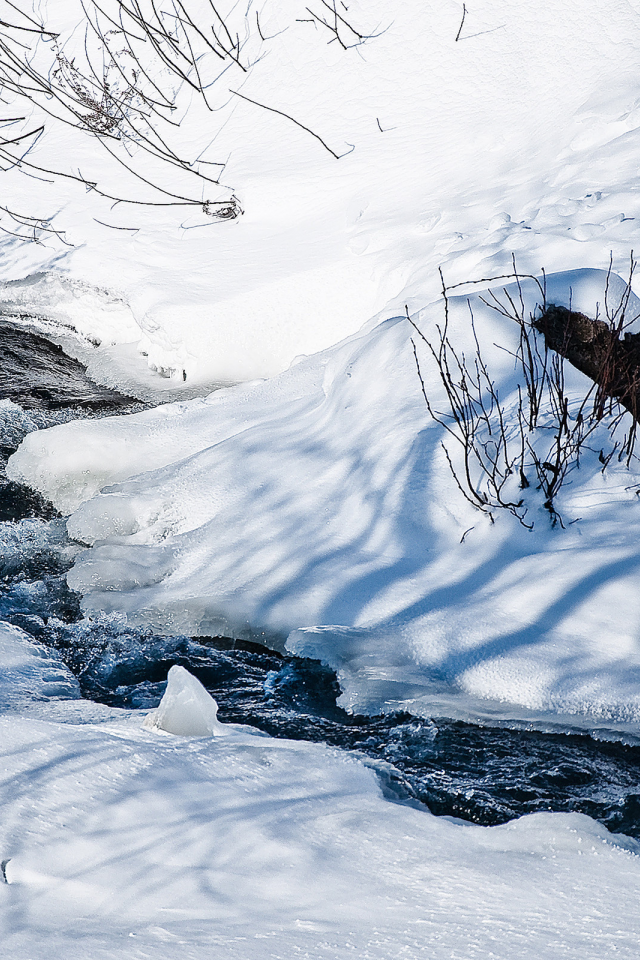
left=0, top=319, right=144, bottom=522
left=2, top=318, right=640, bottom=838
left=0, top=319, right=138, bottom=413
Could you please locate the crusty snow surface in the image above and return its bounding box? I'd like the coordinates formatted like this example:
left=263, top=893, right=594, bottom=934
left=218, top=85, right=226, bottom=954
left=5, top=0, right=640, bottom=955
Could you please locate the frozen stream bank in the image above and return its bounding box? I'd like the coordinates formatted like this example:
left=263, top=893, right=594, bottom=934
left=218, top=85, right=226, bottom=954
left=3, top=318, right=640, bottom=840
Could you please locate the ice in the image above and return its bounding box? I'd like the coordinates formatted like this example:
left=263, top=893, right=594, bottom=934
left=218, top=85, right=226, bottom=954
left=143, top=665, right=227, bottom=737
left=6, top=368, right=324, bottom=513
left=0, top=399, right=85, bottom=453
left=0, top=620, right=80, bottom=709
left=0, top=273, right=138, bottom=346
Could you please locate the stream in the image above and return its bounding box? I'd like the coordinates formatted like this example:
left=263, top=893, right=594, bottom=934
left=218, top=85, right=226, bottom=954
left=2, top=317, right=640, bottom=838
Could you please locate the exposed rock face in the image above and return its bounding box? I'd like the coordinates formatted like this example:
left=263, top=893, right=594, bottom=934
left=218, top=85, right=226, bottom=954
left=534, top=305, right=640, bottom=420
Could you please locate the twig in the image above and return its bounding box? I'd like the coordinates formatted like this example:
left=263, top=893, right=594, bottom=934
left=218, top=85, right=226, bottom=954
left=229, top=88, right=349, bottom=159
left=93, top=218, right=140, bottom=231
left=455, top=4, right=467, bottom=41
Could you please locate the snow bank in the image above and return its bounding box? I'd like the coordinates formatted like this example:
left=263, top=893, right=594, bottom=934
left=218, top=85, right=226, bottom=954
left=7, top=367, right=325, bottom=513
left=0, top=621, right=79, bottom=709
left=3, top=659, right=640, bottom=960
left=0, top=273, right=138, bottom=345
left=9, top=1, right=640, bottom=954
left=143, top=665, right=227, bottom=737
left=3, top=0, right=640, bottom=389
left=11, top=268, right=640, bottom=731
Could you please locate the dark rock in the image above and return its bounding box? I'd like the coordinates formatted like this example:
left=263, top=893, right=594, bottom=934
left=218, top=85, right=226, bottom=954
left=534, top=304, right=640, bottom=420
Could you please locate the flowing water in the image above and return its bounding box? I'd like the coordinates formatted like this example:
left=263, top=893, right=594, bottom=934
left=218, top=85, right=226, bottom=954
left=3, top=318, right=640, bottom=838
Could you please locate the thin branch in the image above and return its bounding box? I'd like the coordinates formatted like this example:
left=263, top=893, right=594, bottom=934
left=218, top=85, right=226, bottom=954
left=230, top=88, right=349, bottom=159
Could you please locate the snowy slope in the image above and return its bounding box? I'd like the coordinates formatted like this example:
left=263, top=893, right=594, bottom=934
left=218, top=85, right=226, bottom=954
left=3, top=0, right=640, bottom=390
left=7, top=0, right=640, bottom=730
left=7, top=1, right=640, bottom=955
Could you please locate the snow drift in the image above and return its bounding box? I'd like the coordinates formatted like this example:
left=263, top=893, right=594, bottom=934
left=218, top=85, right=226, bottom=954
left=7, top=0, right=640, bottom=955
left=3, top=0, right=640, bottom=391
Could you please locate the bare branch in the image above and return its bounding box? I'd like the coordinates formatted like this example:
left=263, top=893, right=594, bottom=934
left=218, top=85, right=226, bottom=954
left=230, top=88, right=350, bottom=159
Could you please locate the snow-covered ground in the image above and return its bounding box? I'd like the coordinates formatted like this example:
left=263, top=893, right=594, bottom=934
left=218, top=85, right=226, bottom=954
left=5, top=0, right=640, bottom=954
left=4, top=0, right=640, bottom=389
left=5, top=626, right=640, bottom=960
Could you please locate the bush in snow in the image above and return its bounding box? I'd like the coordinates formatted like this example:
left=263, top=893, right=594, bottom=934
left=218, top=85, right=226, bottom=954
left=410, top=260, right=640, bottom=528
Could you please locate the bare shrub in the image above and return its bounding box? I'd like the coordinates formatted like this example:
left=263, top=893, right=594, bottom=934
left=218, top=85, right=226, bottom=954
left=409, top=258, right=640, bottom=528
left=0, top=1, right=234, bottom=211
left=0, top=205, right=72, bottom=246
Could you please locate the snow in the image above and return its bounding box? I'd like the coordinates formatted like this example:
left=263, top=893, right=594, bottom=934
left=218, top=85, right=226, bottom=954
left=4, top=648, right=640, bottom=960
left=144, top=664, right=227, bottom=737
left=0, top=620, right=80, bottom=709
left=10, top=267, right=640, bottom=733
left=4, top=0, right=640, bottom=390
left=6, top=0, right=640, bottom=954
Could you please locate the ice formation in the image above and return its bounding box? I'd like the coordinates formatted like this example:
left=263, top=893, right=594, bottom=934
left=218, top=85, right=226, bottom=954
left=144, top=665, right=227, bottom=737
left=0, top=621, right=80, bottom=709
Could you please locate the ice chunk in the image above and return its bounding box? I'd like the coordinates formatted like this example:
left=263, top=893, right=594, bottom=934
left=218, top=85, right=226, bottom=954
left=143, top=665, right=226, bottom=737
